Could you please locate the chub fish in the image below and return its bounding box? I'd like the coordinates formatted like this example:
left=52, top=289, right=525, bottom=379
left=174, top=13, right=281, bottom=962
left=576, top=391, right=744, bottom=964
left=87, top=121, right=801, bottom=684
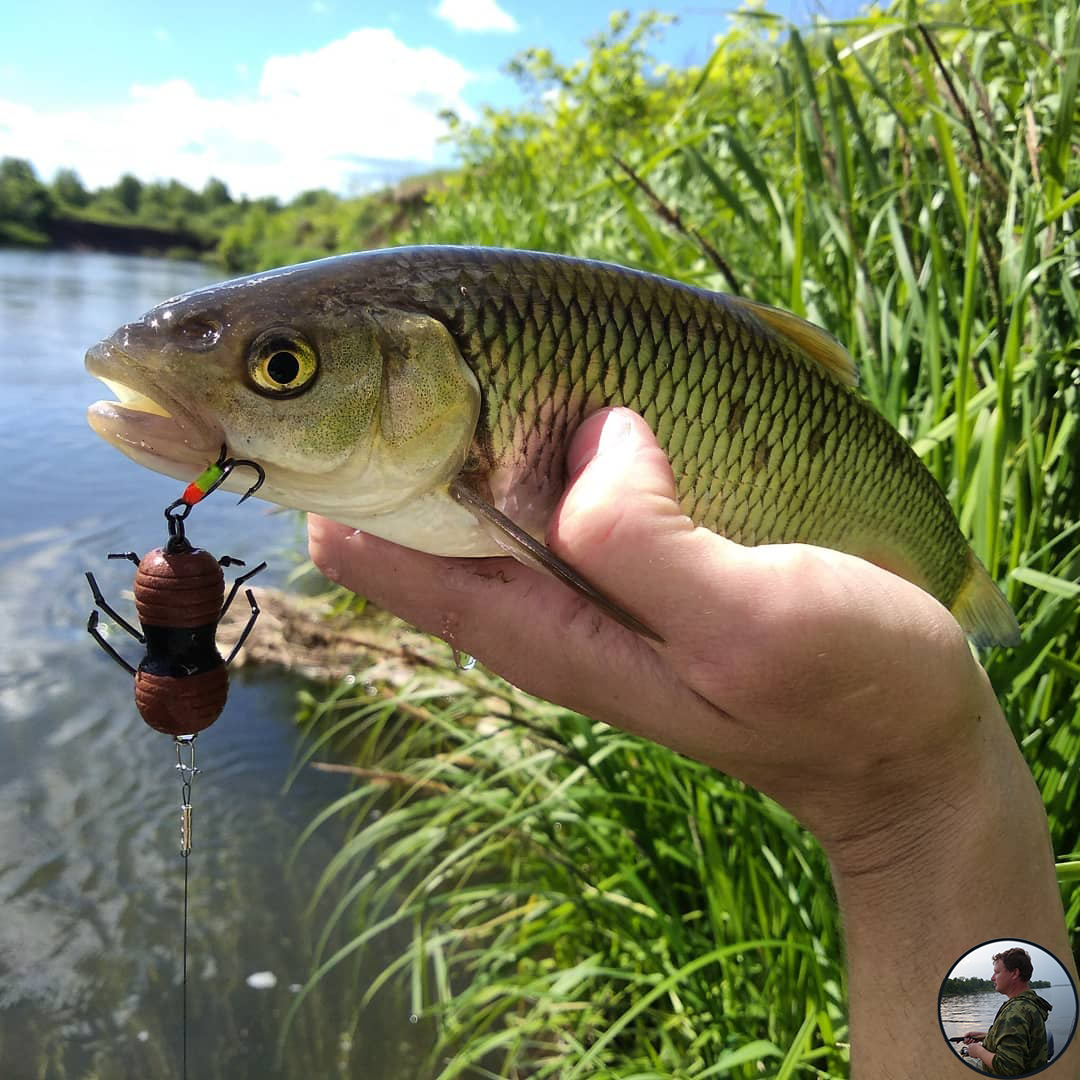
left=85, top=246, right=1021, bottom=647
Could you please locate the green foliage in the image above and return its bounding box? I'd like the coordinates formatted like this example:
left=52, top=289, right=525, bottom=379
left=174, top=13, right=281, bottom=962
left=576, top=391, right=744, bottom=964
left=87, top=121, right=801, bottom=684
left=215, top=178, right=438, bottom=271
left=941, top=975, right=994, bottom=996
left=290, top=0, right=1080, bottom=1076
left=112, top=172, right=143, bottom=214
left=941, top=976, right=1050, bottom=995
left=288, top=671, right=848, bottom=1079
left=51, top=167, right=90, bottom=209
left=1, top=162, right=267, bottom=255
left=0, top=157, right=54, bottom=242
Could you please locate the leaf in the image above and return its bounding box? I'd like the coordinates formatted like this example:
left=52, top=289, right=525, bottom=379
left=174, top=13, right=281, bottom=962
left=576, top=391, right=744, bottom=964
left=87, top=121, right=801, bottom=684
left=1011, top=568, right=1080, bottom=600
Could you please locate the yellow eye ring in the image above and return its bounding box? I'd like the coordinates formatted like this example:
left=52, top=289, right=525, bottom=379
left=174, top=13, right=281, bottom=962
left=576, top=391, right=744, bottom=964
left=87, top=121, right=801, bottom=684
left=247, top=329, right=318, bottom=397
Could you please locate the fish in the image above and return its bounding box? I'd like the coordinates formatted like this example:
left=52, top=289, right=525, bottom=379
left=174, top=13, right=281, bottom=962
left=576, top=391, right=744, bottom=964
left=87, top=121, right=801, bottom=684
left=85, top=245, right=1021, bottom=647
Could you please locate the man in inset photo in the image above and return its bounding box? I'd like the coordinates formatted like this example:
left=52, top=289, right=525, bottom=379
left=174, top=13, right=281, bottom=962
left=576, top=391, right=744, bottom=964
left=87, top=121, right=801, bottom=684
left=962, top=947, right=1053, bottom=1075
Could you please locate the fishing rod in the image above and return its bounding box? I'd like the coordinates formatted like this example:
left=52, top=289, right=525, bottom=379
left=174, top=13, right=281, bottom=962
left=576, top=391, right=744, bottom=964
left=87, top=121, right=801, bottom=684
left=85, top=446, right=268, bottom=1080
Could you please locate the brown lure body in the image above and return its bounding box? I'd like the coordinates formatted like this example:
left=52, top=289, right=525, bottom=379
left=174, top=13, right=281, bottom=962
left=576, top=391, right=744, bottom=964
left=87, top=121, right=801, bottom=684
left=132, top=548, right=229, bottom=736
left=86, top=538, right=265, bottom=738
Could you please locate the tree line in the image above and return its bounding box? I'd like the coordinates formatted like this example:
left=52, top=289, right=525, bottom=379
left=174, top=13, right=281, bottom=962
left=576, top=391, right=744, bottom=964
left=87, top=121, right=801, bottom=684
left=942, top=976, right=1053, bottom=996
left=0, top=154, right=432, bottom=265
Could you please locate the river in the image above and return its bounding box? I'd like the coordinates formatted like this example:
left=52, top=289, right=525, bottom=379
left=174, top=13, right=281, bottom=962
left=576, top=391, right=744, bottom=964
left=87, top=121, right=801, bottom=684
left=0, top=250, right=425, bottom=1079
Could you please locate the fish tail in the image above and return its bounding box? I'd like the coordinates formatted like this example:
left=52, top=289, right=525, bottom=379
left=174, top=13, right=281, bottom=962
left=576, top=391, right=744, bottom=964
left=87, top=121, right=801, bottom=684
left=951, top=551, right=1022, bottom=648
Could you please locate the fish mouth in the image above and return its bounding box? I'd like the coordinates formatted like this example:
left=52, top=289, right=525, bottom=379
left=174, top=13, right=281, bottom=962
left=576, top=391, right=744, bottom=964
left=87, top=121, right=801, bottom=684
left=85, top=341, right=222, bottom=479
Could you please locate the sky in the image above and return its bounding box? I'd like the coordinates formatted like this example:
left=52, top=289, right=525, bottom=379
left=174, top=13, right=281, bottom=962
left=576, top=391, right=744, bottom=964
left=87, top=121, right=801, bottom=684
left=1, top=0, right=863, bottom=202
left=946, top=940, right=1075, bottom=986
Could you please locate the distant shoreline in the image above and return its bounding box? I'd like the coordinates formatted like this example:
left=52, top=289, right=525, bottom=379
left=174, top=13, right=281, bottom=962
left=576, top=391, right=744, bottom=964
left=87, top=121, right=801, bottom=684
left=940, top=982, right=1059, bottom=997
left=2, top=214, right=215, bottom=260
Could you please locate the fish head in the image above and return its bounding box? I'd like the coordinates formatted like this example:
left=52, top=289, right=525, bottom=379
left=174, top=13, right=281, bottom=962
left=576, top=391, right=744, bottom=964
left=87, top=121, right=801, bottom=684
left=86, top=260, right=481, bottom=521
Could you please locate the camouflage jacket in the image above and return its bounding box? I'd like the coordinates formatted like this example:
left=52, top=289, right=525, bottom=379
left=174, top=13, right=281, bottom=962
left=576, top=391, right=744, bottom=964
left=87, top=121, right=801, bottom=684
left=983, top=989, right=1052, bottom=1076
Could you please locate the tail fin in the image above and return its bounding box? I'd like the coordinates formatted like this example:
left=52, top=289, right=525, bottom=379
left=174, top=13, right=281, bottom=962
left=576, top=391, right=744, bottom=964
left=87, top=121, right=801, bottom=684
left=951, top=552, right=1022, bottom=648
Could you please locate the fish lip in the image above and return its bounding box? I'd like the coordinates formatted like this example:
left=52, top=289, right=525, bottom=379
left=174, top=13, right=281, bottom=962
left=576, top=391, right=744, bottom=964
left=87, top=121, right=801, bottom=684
left=85, top=339, right=222, bottom=470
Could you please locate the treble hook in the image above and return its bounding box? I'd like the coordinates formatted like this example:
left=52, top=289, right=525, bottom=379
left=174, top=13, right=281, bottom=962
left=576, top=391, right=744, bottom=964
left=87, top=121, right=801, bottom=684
left=161, top=446, right=265, bottom=550
left=164, top=445, right=265, bottom=522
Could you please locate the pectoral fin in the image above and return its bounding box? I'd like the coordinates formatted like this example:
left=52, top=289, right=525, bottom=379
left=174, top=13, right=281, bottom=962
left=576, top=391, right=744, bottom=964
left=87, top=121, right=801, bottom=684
left=449, top=479, right=663, bottom=643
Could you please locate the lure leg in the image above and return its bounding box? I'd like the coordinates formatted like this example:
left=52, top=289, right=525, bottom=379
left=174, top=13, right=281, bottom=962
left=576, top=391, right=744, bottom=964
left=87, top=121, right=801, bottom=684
left=224, top=589, right=261, bottom=665
left=219, top=561, right=267, bottom=620
left=85, top=571, right=145, bottom=642
left=107, top=552, right=141, bottom=566
left=217, top=556, right=246, bottom=568
left=86, top=610, right=137, bottom=676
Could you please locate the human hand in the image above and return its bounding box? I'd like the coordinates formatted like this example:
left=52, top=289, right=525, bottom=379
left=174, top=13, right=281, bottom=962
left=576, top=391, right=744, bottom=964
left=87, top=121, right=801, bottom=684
left=307, top=406, right=996, bottom=852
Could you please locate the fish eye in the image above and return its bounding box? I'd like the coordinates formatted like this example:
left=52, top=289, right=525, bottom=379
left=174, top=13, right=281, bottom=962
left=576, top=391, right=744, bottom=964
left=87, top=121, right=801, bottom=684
left=247, top=329, right=318, bottom=397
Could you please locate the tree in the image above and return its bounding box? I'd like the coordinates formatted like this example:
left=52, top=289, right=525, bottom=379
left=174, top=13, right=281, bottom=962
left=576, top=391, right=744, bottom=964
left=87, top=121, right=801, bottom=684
left=113, top=173, right=143, bottom=215
left=202, top=177, right=233, bottom=208
left=0, top=157, right=54, bottom=230
left=52, top=167, right=90, bottom=208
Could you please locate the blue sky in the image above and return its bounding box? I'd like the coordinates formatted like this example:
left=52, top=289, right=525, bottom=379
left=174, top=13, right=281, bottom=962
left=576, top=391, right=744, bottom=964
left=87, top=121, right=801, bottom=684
left=1, top=0, right=862, bottom=201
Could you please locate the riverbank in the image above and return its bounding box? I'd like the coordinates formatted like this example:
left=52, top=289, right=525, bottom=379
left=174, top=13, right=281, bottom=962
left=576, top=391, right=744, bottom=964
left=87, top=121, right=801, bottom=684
left=46, top=213, right=214, bottom=256
left=2, top=216, right=212, bottom=259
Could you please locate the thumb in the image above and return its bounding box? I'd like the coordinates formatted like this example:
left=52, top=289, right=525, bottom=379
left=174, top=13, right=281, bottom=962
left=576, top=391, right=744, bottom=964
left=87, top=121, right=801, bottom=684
left=549, top=408, right=753, bottom=648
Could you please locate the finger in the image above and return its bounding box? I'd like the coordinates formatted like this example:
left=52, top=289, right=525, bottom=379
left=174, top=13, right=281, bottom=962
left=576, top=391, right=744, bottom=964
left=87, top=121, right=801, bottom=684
left=306, top=514, right=705, bottom=738
left=549, top=408, right=768, bottom=671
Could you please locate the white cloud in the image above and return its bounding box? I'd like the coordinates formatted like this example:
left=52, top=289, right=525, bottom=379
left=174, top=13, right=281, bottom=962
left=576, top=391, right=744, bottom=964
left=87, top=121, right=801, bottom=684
left=435, top=0, right=518, bottom=33
left=0, top=28, right=474, bottom=200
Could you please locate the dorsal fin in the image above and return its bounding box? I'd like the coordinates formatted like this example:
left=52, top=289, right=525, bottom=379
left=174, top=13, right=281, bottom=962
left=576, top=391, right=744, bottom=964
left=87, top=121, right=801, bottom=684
left=731, top=297, right=859, bottom=387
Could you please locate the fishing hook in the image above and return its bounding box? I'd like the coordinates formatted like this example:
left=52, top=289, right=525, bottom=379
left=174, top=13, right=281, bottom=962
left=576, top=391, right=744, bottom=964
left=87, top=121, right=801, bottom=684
left=164, top=445, right=265, bottom=546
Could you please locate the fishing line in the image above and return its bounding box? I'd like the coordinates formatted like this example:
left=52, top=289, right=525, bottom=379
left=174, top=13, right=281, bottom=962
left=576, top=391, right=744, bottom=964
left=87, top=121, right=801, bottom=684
left=182, top=851, right=190, bottom=1080
left=177, top=735, right=197, bottom=1080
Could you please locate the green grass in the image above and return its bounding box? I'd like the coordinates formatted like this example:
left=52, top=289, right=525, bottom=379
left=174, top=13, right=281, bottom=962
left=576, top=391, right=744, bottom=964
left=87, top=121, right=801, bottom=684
left=286, top=667, right=848, bottom=1078
left=286, top=1, right=1080, bottom=1075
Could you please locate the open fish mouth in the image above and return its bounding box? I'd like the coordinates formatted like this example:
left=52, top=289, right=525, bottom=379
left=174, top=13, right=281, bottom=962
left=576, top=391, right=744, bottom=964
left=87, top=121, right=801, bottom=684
left=85, top=341, right=221, bottom=478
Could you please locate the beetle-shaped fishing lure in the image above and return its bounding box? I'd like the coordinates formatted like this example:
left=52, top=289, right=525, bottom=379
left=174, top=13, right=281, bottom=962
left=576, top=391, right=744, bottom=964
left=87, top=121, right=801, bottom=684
left=85, top=449, right=267, bottom=737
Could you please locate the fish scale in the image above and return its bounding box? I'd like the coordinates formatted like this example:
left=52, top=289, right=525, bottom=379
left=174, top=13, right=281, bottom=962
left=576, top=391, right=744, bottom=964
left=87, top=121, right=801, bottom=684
left=407, top=249, right=965, bottom=583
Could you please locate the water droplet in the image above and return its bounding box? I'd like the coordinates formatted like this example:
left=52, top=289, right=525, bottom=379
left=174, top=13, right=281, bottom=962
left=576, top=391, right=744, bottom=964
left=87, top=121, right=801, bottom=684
left=452, top=649, right=477, bottom=671
left=344, top=674, right=356, bottom=685
left=245, top=970, right=277, bottom=990
left=409, top=1013, right=419, bottom=1024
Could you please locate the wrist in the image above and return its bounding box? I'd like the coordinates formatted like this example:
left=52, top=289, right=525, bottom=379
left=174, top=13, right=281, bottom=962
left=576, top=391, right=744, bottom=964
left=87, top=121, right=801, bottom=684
left=817, top=687, right=1077, bottom=1077
left=822, top=679, right=1012, bottom=881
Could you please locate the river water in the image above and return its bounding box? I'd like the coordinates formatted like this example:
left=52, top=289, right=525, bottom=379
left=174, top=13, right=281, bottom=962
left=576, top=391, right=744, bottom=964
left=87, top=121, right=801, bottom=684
left=0, top=251, right=424, bottom=1079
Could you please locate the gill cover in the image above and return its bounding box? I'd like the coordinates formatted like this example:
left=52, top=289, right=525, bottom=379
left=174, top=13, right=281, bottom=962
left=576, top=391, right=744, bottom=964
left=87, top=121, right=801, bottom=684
left=369, top=309, right=482, bottom=486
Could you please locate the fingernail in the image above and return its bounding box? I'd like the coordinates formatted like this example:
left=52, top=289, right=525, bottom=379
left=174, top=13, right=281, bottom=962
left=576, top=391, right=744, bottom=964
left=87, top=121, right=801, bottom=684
left=567, top=408, right=633, bottom=479
left=308, top=516, right=350, bottom=582
left=596, top=409, right=633, bottom=457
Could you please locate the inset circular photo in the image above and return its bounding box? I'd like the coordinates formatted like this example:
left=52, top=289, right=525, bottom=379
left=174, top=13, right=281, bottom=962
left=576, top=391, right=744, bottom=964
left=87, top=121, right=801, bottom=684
left=939, top=939, right=1078, bottom=1074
